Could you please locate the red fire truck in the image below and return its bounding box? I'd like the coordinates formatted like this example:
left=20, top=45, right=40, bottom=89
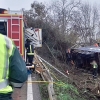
left=0, top=8, right=24, bottom=58
left=0, top=8, right=42, bottom=62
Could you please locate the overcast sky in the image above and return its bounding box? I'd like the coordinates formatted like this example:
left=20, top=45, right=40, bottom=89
left=0, top=0, right=100, bottom=10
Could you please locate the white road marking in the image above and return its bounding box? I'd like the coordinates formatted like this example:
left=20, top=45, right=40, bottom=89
left=27, top=74, right=33, bottom=100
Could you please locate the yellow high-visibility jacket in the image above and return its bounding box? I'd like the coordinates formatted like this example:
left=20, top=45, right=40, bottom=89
left=0, top=34, right=28, bottom=94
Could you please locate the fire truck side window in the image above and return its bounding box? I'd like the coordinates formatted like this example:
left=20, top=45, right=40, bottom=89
left=0, top=21, right=7, bottom=35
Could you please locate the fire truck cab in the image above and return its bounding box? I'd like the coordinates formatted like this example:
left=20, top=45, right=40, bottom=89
left=0, top=8, right=24, bottom=57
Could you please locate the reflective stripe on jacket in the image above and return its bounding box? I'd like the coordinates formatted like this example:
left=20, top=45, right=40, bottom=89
left=93, top=65, right=98, bottom=68
left=0, top=34, right=13, bottom=93
left=27, top=45, right=34, bottom=55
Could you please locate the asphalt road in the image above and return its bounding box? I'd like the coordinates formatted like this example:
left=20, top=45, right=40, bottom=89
left=12, top=73, right=41, bottom=100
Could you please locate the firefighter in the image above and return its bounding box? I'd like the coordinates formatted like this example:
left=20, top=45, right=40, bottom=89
left=66, top=48, right=75, bottom=74
left=0, top=33, right=28, bottom=100
left=25, top=38, right=34, bottom=66
left=66, top=49, right=74, bottom=67
left=90, top=59, right=98, bottom=79
left=25, top=38, right=35, bottom=73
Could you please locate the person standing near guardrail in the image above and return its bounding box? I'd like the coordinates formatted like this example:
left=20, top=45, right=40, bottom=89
left=25, top=38, right=34, bottom=66
left=25, top=38, right=35, bottom=73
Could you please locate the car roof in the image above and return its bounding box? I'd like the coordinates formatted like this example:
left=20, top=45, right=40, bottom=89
left=74, top=46, right=100, bottom=53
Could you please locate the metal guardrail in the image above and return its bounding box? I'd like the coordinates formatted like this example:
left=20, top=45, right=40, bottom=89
left=35, top=54, right=57, bottom=100
left=34, top=53, right=70, bottom=100
left=36, top=55, right=68, bottom=79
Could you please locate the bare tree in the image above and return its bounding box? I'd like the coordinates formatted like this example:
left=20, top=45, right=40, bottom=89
left=71, top=2, right=99, bottom=45
left=51, top=0, right=80, bottom=34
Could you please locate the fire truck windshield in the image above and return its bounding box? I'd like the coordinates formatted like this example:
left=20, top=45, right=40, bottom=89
left=0, top=21, right=7, bottom=35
